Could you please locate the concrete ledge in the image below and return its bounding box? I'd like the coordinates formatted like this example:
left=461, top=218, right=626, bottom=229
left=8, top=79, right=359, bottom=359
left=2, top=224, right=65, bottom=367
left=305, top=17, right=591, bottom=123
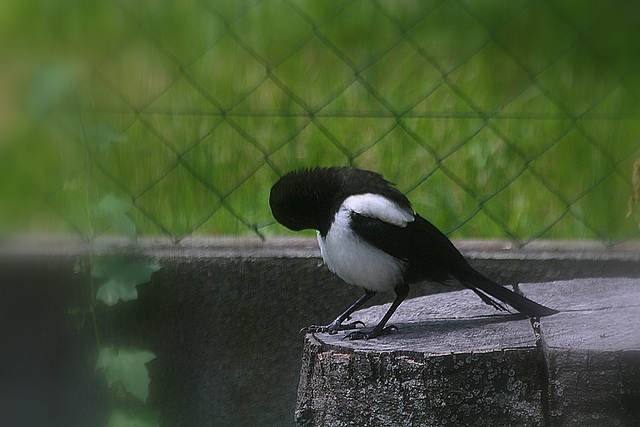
left=3, top=236, right=639, bottom=288
left=3, top=236, right=640, bottom=260
left=1, top=237, right=639, bottom=426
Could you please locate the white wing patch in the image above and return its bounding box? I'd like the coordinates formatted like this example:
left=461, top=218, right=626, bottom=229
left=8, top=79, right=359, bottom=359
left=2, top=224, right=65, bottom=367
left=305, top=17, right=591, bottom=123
left=342, top=193, right=414, bottom=227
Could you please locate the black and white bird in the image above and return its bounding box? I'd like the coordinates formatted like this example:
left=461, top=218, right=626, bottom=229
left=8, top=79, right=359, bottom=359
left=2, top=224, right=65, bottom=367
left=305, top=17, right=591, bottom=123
left=269, top=167, right=558, bottom=340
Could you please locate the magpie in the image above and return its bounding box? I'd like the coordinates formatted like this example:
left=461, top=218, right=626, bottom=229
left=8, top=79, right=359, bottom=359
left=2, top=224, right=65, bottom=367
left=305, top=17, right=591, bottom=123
left=269, top=166, right=558, bottom=340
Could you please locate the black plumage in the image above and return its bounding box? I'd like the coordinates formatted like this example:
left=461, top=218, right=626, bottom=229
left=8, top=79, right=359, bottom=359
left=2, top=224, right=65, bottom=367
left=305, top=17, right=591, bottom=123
left=270, top=166, right=558, bottom=340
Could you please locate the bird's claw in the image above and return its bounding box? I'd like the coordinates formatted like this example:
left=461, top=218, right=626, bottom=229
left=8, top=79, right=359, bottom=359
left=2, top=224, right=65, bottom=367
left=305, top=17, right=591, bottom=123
left=300, top=320, right=365, bottom=335
left=342, top=325, right=398, bottom=341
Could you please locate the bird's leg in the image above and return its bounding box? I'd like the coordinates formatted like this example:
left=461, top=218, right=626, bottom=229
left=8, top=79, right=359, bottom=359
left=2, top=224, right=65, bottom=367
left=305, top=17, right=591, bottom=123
left=344, top=282, right=409, bottom=340
left=302, top=289, right=376, bottom=334
left=469, top=287, right=510, bottom=312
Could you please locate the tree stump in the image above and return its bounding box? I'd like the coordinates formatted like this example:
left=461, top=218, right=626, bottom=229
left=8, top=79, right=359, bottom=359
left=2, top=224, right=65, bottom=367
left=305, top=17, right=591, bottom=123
left=295, top=278, right=640, bottom=426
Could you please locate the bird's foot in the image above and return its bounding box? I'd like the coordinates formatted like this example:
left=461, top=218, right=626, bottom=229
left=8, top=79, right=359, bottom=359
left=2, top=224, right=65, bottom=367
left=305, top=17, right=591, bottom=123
left=342, top=325, right=398, bottom=341
left=301, top=320, right=365, bottom=335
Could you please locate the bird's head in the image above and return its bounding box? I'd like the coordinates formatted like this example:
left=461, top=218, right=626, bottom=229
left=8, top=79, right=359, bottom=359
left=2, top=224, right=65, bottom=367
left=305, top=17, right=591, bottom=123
left=270, top=166, right=412, bottom=235
left=269, top=167, right=344, bottom=234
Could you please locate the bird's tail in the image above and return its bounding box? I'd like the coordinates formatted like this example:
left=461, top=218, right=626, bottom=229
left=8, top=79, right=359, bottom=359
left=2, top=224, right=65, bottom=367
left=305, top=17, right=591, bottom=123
left=454, top=267, right=558, bottom=318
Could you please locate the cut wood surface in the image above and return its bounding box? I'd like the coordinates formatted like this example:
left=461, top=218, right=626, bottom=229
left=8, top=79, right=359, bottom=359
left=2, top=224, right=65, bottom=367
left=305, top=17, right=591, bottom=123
left=296, top=278, right=640, bottom=427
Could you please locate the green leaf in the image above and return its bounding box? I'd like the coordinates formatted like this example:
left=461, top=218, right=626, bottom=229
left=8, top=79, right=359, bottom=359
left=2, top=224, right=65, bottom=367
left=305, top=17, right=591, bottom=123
left=93, top=195, right=137, bottom=239
left=27, top=63, right=77, bottom=116
left=96, top=348, right=157, bottom=403
left=93, top=253, right=161, bottom=306
left=107, top=409, right=160, bottom=427
left=87, top=124, right=127, bottom=152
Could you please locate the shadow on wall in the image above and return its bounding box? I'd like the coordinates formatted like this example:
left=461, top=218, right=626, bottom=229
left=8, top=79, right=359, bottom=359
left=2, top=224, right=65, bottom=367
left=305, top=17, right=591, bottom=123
left=1, top=239, right=639, bottom=426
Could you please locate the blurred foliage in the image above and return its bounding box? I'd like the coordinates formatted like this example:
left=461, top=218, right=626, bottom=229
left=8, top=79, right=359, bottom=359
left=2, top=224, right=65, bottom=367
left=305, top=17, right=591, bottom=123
left=1, top=0, right=639, bottom=244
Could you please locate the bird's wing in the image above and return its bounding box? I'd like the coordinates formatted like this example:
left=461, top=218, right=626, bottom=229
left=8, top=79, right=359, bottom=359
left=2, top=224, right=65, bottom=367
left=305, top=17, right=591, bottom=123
left=350, top=210, right=559, bottom=317
left=348, top=206, right=469, bottom=282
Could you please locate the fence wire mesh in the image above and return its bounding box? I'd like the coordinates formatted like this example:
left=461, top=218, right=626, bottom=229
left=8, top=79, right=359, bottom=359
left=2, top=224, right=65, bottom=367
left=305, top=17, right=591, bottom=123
left=2, top=0, right=640, bottom=245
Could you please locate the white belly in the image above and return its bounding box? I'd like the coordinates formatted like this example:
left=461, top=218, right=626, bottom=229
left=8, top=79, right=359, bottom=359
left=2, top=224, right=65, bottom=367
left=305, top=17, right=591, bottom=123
left=316, top=209, right=406, bottom=292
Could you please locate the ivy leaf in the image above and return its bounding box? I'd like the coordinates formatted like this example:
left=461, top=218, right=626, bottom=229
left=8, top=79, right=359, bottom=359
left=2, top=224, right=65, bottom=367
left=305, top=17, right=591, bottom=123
left=93, top=195, right=137, bottom=239
left=27, top=63, right=76, bottom=117
left=93, top=253, right=161, bottom=306
left=96, top=348, right=157, bottom=403
left=107, top=409, right=159, bottom=427
left=87, top=124, right=127, bottom=152
left=107, top=409, right=160, bottom=427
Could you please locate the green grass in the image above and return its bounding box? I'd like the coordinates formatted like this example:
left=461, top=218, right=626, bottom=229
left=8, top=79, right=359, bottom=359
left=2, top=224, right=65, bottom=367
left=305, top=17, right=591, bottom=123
left=2, top=0, right=639, bottom=244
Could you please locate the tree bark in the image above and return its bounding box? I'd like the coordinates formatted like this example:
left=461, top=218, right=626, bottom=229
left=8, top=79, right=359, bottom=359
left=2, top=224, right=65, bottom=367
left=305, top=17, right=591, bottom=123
left=296, top=278, right=640, bottom=426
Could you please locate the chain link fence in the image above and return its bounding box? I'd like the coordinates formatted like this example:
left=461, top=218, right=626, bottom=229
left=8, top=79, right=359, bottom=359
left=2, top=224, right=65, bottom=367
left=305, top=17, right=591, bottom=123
left=2, top=0, right=640, bottom=245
